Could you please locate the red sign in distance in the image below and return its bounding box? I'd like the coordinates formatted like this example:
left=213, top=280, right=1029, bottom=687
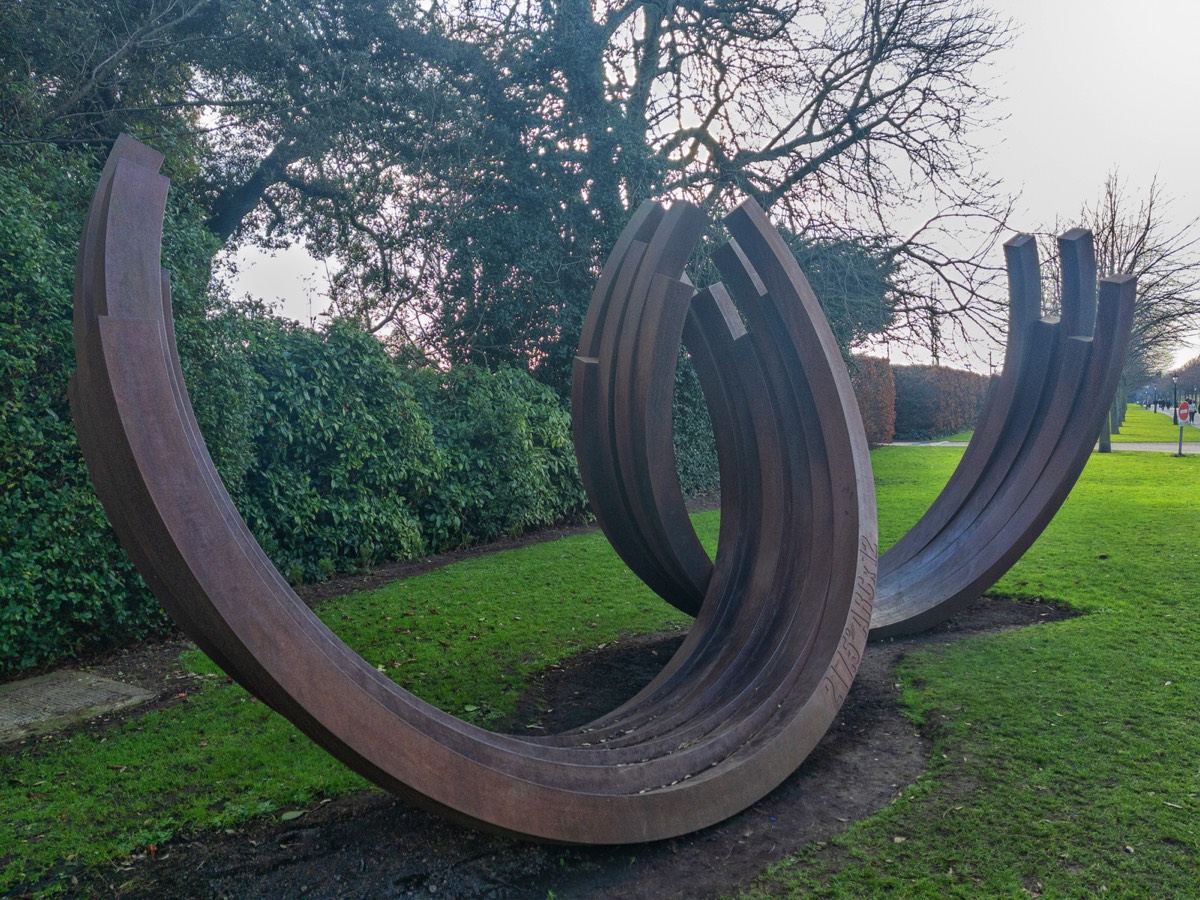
left=1180, top=401, right=1191, bottom=423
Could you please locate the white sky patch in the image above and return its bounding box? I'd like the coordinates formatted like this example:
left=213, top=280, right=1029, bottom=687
left=987, top=0, right=1199, bottom=232
left=223, top=242, right=337, bottom=326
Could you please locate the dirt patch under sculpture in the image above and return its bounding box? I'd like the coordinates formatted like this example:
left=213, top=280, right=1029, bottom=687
left=83, top=596, right=1073, bottom=899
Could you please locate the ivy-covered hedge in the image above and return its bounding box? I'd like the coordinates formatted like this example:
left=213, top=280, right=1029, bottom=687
left=222, top=316, right=438, bottom=584
left=672, top=354, right=719, bottom=496
left=191, top=315, right=589, bottom=586
left=412, top=364, right=586, bottom=552
left=1, top=144, right=218, bottom=671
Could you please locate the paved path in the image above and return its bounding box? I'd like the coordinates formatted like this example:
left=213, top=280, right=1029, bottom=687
left=0, top=671, right=154, bottom=745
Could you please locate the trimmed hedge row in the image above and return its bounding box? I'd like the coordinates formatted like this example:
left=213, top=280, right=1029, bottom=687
left=672, top=353, right=720, bottom=496
left=849, top=356, right=897, bottom=447
left=892, top=363, right=990, bottom=440
left=2, top=144, right=216, bottom=672
left=208, top=314, right=588, bottom=586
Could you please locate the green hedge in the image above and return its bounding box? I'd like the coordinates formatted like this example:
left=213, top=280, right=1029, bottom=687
left=1, top=145, right=218, bottom=670
left=892, top=363, right=990, bottom=440
left=0, top=143, right=727, bottom=675
left=849, top=355, right=897, bottom=447
left=224, top=316, right=438, bottom=584
left=672, top=353, right=720, bottom=496
left=413, top=365, right=586, bottom=551
left=0, top=144, right=592, bottom=674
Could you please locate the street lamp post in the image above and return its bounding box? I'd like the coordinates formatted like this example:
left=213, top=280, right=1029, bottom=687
left=1173, top=375, right=1179, bottom=424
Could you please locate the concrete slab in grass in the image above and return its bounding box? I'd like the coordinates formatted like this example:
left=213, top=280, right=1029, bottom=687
left=0, top=672, right=155, bottom=745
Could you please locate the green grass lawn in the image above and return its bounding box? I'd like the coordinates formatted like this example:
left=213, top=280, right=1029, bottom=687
left=1112, top=402, right=1200, bottom=442
left=939, top=428, right=974, bottom=442
left=914, top=403, right=1200, bottom=445
left=0, top=532, right=696, bottom=893
left=746, top=447, right=1200, bottom=897
left=3, top=449, right=1198, bottom=895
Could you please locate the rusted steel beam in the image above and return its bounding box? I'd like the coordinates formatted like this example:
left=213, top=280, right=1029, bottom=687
left=72, top=138, right=876, bottom=843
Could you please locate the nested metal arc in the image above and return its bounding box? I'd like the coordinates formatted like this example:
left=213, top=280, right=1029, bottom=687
left=566, top=199, right=877, bottom=752
left=580, top=211, right=1134, bottom=639
left=869, top=233, right=1135, bottom=637
left=71, top=136, right=876, bottom=844
left=573, top=202, right=714, bottom=614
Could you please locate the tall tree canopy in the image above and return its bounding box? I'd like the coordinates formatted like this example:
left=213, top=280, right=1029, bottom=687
left=3, top=0, right=1013, bottom=390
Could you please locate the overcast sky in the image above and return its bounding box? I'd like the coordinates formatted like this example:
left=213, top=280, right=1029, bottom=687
left=228, top=0, right=1200, bottom=367
left=988, top=0, right=1200, bottom=367
left=984, top=0, right=1199, bottom=245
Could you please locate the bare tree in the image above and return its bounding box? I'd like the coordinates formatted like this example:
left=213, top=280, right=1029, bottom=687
left=260, top=0, right=1018, bottom=384
left=1042, top=172, right=1200, bottom=378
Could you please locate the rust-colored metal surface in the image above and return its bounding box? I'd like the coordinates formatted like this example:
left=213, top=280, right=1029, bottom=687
left=869, top=232, right=1136, bottom=637
left=578, top=217, right=1134, bottom=639
left=71, top=137, right=876, bottom=843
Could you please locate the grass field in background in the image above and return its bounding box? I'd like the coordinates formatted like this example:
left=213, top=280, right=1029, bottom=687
left=939, top=428, right=975, bottom=442
left=1112, top=402, right=1200, bottom=442
left=3, top=448, right=1198, bottom=895
left=918, top=403, right=1200, bottom=445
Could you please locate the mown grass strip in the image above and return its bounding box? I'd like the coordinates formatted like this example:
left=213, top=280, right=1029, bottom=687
left=913, top=402, right=1200, bottom=445
left=745, top=447, right=1200, bottom=898
left=1112, top=402, right=1200, bottom=442
left=939, top=428, right=975, bottom=442
left=0, top=529, right=699, bottom=893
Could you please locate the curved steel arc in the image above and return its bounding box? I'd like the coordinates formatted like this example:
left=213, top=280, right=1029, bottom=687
left=72, top=137, right=875, bottom=844
left=582, top=213, right=1134, bottom=639
left=562, top=201, right=876, bottom=752
left=868, top=234, right=1134, bottom=636
left=572, top=202, right=712, bottom=613
left=873, top=234, right=1051, bottom=582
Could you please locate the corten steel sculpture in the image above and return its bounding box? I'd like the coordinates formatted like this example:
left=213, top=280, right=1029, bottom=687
left=870, top=233, right=1135, bottom=636
left=579, top=212, right=1135, bottom=639
left=71, top=137, right=876, bottom=842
